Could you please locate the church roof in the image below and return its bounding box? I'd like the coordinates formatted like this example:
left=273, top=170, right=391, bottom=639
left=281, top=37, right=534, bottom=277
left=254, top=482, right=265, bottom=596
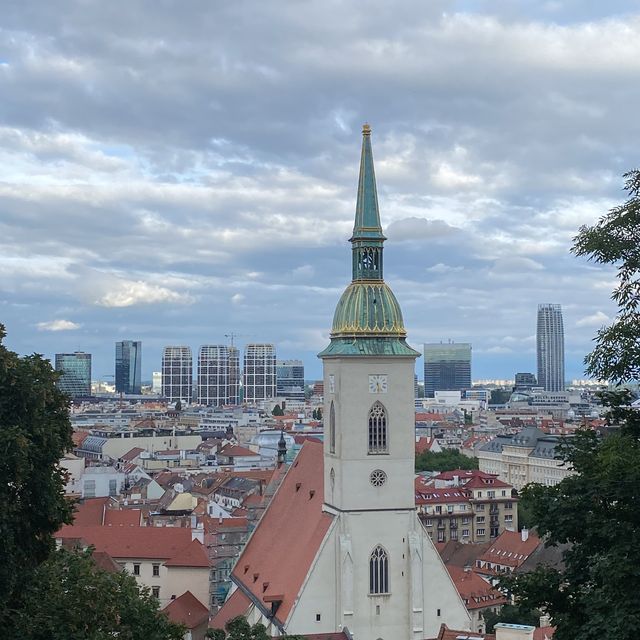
left=218, top=441, right=333, bottom=628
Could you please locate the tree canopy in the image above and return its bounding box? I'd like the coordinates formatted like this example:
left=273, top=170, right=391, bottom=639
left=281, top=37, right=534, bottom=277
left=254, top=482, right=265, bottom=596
left=207, top=616, right=303, bottom=639
left=415, top=448, right=479, bottom=472
left=502, top=170, right=640, bottom=640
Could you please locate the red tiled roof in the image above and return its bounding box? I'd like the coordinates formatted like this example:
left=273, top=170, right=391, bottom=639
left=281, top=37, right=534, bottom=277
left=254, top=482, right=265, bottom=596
left=103, top=509, right=142, bottom=527
left=463, top=476, right=512, bottom=490
left=72, top=497, right=112, bottom=526
left=416, top=436, right=438, bottom=454
left=478, top=531, right=540, bottom=570
left=430, top=623, right=495, bottom=640
left=72, top=430, right=90, bottom=447
left=433, top=470, right=496, bottom=482
left=56, top=524, right=205, bottom=564
left=163, top=590, right=209, bottom=628
left=91, top=550, right=123, bottom=573
left=120, top=447, right=145, bottom=461
left=220, top=441, right=333, bottom=626
left=218, top=444, right=259, bottom=457
left=293, top=434, right=323, bottom=445
left=164, top=539, right=209, bottom=568
left=210, top=589, right=251, bottom=630
left=534, top=627, right=555, bottom=640
left=446, top=566, right=507, bottom=610
left=299, top=634, right=350, bottom=639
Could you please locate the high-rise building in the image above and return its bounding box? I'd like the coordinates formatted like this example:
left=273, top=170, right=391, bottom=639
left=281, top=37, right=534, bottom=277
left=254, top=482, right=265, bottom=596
left=276, top=359, right=305, bottom=401
left=537, top=303, right=565, bottom=392
left=152, top=371, right=162, bottom=394
left=423, top=342, right=472, bottom=398
left=198, top=345, right=229, bottom=406
left=55, top=352, right=92, bottom=398
left=228, top=346, right=240, bottom=405
left=162, top=346, right=193, bottom=404
left=115, top=340, right=142, bottom=395
left=243, top=344, right=276, bottom=404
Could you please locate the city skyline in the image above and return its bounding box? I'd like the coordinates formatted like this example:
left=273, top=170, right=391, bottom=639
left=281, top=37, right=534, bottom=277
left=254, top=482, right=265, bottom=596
left=2, top=2, right=636, bottom=382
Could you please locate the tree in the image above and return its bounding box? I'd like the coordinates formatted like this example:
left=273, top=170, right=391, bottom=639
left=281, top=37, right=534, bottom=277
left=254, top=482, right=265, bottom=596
left=272, top=404, right=284, bottom=416
left=12, top=547, right=185, bottom=640
left=207, top=616, right=303, bottom=639
left=415, top=448, right=479, bottom=472
left=0, top=325, right=74, bottom=620
left=503, top=170, right=640, bottom=640
left=483, top=603, right=541, bottom=633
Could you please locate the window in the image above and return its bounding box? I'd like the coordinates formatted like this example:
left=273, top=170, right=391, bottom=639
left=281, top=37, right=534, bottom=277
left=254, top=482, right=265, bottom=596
left=153, top=564, right=160, bottom=577
left=369, top=546, right=389, bottom=594
left=477, top=516, right=485, bottom=523
left=109, top=479, right=117, bottom=496
left=316, top=614, right=321, bottom=622
left=501, top=490, right=506, bottom=496
left=462, top=529, right=470, bottom=537
left=329, top=401, right=336, bottom=454
left=462, top=517, right=470, bottom=524
left=477, top=528, right=485, bottom=536
left=505, top=515, right=513, bottom=522
left=505, top=502, right=513, bottom=509
left=152, top=586, right=160, bottom=598
left=476, top=503, right=485, bottom=511
left=133, top=563, right=140, bottom=576
left=488, top=490, right=495, bottom=498
left=425, top=519, right=432, bottom=527
left=368, top=402, right=388, bottom=454
left=83, top=480, right=96, bottom=498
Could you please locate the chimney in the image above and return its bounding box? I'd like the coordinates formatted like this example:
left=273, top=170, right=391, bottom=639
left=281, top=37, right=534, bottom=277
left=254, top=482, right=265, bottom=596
left=494, top=624, right=535, bottom=640
left=521, top=528, right=529, bottom=542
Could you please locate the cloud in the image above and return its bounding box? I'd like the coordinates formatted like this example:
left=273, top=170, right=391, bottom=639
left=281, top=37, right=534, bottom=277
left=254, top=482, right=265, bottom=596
left=36, top=319, right=81, bottom=331
left=576, top=310, right=611, bottom=327
left=426, top=263, right=464, bottom=274
left=89, top=278, right=194, bottom=308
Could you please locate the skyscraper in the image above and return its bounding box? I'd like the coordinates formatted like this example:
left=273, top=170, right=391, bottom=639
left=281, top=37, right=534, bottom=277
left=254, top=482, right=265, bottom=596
left=228, top=346, right=240, bottom=405
left=115, top=340, right=142, bottom=394
left=198, top=345, right=229, bottom=406
left=537, top=303, right=565, bottom=392
left=276, top=359, right=305, bottom=400
left=55, top=352, right=92, bottom=398
left=423, top=342, right=472, bottom=398
left=162, top=346, right=193, bottom=404
left=243, top=344, right=276, bottom=404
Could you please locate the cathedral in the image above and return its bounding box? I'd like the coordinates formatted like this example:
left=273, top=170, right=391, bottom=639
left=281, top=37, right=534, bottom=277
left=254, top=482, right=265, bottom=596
left=212, top=126, right=470, bottom=639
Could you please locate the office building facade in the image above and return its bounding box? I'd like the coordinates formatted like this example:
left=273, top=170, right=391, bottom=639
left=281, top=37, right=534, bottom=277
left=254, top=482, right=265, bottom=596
left=162, top=346, right=193, bottom=404
left=115, top=340, right=142, bottom=395
left=198, top=345, right=230, bottom=406
left=243, top=344, right=276, bottom=404
left=55, top=352, right=92, bottom=398
left=276, top=359, right=305, bottom=401
left=228, top=346, right=240, bottom=405
left=536, top=304, right=565, bottom=392
left=424, top=342, right=472, bottom=398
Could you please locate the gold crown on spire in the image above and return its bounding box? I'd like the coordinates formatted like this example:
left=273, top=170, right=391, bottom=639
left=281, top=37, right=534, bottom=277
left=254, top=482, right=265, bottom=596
left=362, top=122, right=372, bottom=135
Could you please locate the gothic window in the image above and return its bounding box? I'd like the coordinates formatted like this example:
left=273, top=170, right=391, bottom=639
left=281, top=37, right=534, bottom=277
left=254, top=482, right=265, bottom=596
left=368, top=401, right=388, bottom=454
left=330, top=401, right=336, bottom=454
left=369, top=545, right=389, bottom=594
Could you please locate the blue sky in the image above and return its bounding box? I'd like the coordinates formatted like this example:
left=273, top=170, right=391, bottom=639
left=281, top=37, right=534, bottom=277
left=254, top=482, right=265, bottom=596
left=1, top=0, right=638, bottom=381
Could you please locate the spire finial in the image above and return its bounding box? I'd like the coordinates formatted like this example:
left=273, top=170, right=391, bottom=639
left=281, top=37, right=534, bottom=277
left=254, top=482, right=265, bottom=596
left=362, top=122, right=371, bottom=136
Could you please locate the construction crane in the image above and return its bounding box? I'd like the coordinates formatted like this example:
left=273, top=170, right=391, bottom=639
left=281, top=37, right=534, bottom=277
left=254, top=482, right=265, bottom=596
left=224, top=332, right=249, bottom=347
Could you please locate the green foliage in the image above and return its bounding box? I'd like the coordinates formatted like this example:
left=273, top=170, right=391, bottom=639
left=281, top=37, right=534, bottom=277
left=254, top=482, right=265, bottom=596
left=209, top=616, right=303, bottom=639
left=311, top=407, right=323, bottom=420
left=175, top=399, right=182, bottom=411
left=483, top=604, right=541, bottom=633
left=9, top=547, right=184, bottom=640
left=504, top=171, right=640, bottom=640
left=0, top=325, right=74, bottom=618
left=415, top=448, right=479, bottom=472
left=571, top=169, right=640, bottom=383
left=272, top=404, right=284, bottom=416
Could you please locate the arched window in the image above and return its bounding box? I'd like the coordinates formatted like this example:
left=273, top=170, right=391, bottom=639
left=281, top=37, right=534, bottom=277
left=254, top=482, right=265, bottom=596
left=369, top=545, right=389, bottom=594
left=329, top=401, right=336, bottom=454
left=368, top=402, right=388, bottom=454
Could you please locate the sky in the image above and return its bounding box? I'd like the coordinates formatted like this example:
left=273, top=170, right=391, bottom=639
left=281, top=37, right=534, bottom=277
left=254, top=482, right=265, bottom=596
left=1, top=0, right=639, bottom=382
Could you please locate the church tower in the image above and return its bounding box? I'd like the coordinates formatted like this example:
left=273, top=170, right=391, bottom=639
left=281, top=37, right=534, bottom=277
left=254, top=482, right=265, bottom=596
left=212, top=125, right=470, bottom=640
left=315, top=124, right=470, bottom=639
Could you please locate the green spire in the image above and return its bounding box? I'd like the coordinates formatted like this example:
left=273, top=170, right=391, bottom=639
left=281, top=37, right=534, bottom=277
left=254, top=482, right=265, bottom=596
left=351, top=123, right=386, bottom=242
left=351, top=124, right=386, bottom=281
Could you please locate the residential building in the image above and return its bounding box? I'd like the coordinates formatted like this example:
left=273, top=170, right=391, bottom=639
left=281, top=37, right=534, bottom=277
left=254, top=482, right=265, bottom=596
left=475, top=529, right=540, bottom=577
left=56, top=524, right=209, bottom=609
left=55, top=352, right=92, bottom=398
left=415, top=470, right=518, bottom=544
left=212, top=125, right=470, bottom=638
left=424, top=343, right=472, bottom=398
left=198, top=345, right=229, bottom=406
left=162, top=346, right=193, bottom=404
left=243, top=344, right=276, bottom=404
left=537, top=304, right=565, bottom=392
left=477, top=427, right=573, bottom=490
left=276, top=359, right=305, bottom=401
left=115, top=340, right=142, bottom=394
left=162, top=591, right=210, bottom=640
left=514, top=372, right=537, bottom=391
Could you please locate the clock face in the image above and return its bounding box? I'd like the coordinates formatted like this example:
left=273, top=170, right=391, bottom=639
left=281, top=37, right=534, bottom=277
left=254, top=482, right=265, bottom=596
left=329, top=374, right=335, bottom=394
left=368, top=374, right=388, bottom=394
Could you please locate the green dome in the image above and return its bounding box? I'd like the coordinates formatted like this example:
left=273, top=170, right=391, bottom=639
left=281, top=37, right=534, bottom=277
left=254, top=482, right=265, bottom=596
left=331, top=281, right=406, bottom=338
